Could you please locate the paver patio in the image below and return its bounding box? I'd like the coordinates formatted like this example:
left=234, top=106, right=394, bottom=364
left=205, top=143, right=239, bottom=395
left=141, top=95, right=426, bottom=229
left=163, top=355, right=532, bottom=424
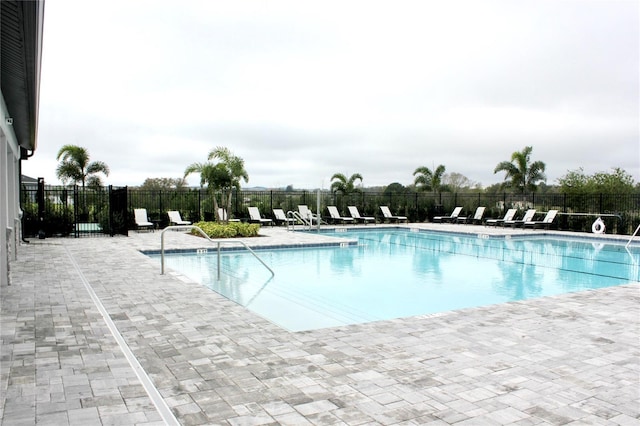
left=1, top=225, right=639, bottom=425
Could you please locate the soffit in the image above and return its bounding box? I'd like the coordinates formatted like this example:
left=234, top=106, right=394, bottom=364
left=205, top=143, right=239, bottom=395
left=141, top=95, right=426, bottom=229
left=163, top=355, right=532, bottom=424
left=1, top=0, right=44, bottom=152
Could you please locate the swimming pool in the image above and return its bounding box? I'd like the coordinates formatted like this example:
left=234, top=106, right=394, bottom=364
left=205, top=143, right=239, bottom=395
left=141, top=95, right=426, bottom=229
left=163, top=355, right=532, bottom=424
left=150, top=229, right=639, bottom=331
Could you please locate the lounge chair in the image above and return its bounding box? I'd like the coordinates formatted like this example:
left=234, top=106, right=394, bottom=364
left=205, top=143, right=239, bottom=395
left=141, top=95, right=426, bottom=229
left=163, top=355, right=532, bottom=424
left=380, top=206, right=408, bottom=223
left=504, top=209, right=536, bottom=227
left=348, top=206, right=375, bottom=224
left=327, top=206, right=355, bottom=225
left=433, top=206, right=463, bottom=223
left=298, top=205, right=320, bottom=225
left=167, top=210, right=191, bottom=226
left=457, top=206, right=486, bottom=224
left=524, top=209, right=558, bottom=229
left=218, top=208, right=240, bottom=222
left=273, top=208, right=295, bottom=226
left=134, top=208, right=154, bottom=231
left=485, top=208, right=517, bottom=227
left=248, top=207, right=273, bottom=226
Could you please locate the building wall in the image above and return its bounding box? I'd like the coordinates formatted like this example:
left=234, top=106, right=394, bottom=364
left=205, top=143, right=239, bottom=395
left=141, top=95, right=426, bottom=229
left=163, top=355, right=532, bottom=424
left=0, top=0, right=45, bottom=286
left=1, top=95, right=22, bottom=286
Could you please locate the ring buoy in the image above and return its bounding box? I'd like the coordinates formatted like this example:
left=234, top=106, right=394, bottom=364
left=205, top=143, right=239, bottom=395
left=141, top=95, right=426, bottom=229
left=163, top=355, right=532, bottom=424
left=591, top=217, right=605, bottom=234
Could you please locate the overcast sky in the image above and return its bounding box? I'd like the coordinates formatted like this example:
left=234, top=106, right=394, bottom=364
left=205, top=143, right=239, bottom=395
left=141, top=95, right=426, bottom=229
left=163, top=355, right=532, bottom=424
left=23, top=0, right=639, bottom=190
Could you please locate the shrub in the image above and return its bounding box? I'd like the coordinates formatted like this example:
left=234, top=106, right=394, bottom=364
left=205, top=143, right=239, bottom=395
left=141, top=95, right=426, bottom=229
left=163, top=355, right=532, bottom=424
left=191, top=221, right=260, bottom=238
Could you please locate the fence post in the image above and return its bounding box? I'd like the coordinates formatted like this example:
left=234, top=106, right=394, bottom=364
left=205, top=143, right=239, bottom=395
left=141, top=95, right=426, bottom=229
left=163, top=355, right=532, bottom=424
left=109, top=185, right=113, bottom=236
left=62, top=189, right=68, bottom=236
left=73, top=185, right=79, bottom=238
left=35, top=178, right=45, bottom=239
left=599, top=193, right=603, bottom=213
left=37, top=178, right=45, bottom=221
left=270, top=190, right=273, bottom=214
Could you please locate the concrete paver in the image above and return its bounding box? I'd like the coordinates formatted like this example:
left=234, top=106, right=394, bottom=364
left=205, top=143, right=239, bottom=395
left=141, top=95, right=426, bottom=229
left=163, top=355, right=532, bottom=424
left=1, top=224, right=639, bottom=425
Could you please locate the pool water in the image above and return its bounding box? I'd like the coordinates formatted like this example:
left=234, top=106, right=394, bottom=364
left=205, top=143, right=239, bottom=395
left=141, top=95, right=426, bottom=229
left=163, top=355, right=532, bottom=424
left=151, top=230, right=640, bottom=331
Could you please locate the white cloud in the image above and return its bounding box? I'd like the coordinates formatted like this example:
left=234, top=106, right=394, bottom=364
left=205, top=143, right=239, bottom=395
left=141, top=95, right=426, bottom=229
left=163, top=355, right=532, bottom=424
left=23, top=0, right=639, bottom=189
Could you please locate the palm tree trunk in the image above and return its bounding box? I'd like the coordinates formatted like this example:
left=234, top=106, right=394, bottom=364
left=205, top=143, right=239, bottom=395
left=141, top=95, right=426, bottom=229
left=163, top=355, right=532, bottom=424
left=212, top=192, right=221, bottom=222
left=224, top=191, right=233, bottom=223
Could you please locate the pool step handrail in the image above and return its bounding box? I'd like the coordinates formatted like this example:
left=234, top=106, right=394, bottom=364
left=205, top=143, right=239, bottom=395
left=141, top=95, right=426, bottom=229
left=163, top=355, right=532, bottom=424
left=160, top=225, right=274, bottom=280
left=286, top=210, right=300, bottom=230
left=297, top=210, right=314, bottom=228
left=288, top=210, right=315, bottom=230
left=626, top=224, right=640, bottom=249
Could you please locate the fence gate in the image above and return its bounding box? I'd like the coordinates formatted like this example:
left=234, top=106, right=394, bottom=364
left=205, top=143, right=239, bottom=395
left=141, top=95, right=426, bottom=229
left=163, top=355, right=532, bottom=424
left=109, top=186, right=128, bottom=236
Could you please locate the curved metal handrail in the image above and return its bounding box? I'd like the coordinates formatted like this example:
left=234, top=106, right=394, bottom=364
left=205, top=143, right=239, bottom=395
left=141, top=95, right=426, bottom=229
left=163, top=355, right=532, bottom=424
left=286, top=210, right=322, bottom=231
left=287, top=210, right=311, bottom=230
left=627, top=224, right=640, bottom=249
left=286, top=210, right=298, bottom=231
left=160, top=225, right=274, bottom=279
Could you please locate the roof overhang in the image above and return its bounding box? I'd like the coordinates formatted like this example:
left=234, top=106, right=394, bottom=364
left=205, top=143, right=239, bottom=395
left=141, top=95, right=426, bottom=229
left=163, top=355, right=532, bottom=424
left=1, top=0, right=45, bottom=152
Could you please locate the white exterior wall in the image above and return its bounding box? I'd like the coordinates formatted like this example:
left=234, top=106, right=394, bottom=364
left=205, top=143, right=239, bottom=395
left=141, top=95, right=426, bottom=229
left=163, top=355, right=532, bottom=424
left=8, top=143, right=19, bottom=260
left=1, top=95, right=22, bottom=287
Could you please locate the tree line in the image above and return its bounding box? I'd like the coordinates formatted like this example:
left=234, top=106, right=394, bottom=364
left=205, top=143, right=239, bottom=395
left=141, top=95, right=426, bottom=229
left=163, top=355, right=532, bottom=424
left=54, top=144, right=638, bottom=210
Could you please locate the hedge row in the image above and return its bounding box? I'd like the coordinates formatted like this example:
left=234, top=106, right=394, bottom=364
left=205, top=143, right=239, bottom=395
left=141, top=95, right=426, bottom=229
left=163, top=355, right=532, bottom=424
left=190, top=221, right=260, bottom=238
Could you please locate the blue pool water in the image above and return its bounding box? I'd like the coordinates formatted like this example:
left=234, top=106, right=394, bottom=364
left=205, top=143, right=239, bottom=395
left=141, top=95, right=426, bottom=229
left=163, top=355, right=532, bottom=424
left=149, top=229, right=639, bottom=331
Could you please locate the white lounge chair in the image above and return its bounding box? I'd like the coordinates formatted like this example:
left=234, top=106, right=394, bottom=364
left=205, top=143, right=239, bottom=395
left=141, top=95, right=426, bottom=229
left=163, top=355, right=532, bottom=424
left=248, top=207, right=273, bottom=226
left=524, top=209, right=558, bottom=229
left=134, top=208, right=154, bottom=231
left=327, top=206, right=355, bottom=225
left=348, top=206, right=375, bottom=224
left=504, top=209, right=536, bottom=227
left=167, top=210, right=190, bottom=226
left=458, top=207, right=486, bottom=224
left=273, top=208, right=295, bottom=226
left=433, top=206, right=463, bottom=223
left=380, top=206, right=408, bottom=223
left=485, top=208, right=517, bottom=227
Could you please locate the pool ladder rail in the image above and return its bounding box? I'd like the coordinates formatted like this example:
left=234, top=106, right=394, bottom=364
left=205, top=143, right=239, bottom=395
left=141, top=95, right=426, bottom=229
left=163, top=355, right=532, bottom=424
left=159, top=225, right=274, bottom=280
left=286, top=210, right=321, bottom=231
left=626, top=224, right=640, bottom=249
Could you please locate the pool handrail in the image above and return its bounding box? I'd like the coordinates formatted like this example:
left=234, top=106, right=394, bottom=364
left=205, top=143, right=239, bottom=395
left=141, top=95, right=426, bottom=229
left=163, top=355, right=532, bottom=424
left=160, top=225, right=274, bottom=279
left=286, top=210, right=299, bottom=231
left=287, top=210, right=320, bottom=231
left=626, top=224, right=640, bottom=249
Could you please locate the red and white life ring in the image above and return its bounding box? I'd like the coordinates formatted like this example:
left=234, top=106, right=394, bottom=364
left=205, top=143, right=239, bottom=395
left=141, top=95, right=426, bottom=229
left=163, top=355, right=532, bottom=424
left=591, top=217, right=605, bottom=234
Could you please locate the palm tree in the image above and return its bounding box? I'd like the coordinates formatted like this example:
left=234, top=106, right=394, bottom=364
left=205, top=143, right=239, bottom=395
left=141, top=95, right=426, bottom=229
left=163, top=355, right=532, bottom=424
left=55, top=145, right=110, bottom=188
left=413, top=164, right=446, bottom=194
left=494, top=146, right=546, bottom=193
left=184, top=146, right=248, bottom=222
left=330, top=173, right=363, bottom=195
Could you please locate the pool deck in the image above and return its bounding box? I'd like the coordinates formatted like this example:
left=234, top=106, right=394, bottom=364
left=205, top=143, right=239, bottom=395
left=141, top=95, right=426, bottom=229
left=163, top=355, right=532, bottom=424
left=2, top=224, right=639, bottom=425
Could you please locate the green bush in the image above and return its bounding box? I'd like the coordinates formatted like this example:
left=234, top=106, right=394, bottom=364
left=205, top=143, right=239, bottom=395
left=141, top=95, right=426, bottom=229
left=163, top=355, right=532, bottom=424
left=191, top=221, right=260, bottom=238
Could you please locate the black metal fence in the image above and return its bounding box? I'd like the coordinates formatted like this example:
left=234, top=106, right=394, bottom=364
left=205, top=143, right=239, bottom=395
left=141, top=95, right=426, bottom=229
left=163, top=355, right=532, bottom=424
left=21, top=184, right=640, bottom=237
left=21, top=180, right=128, bottom=238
